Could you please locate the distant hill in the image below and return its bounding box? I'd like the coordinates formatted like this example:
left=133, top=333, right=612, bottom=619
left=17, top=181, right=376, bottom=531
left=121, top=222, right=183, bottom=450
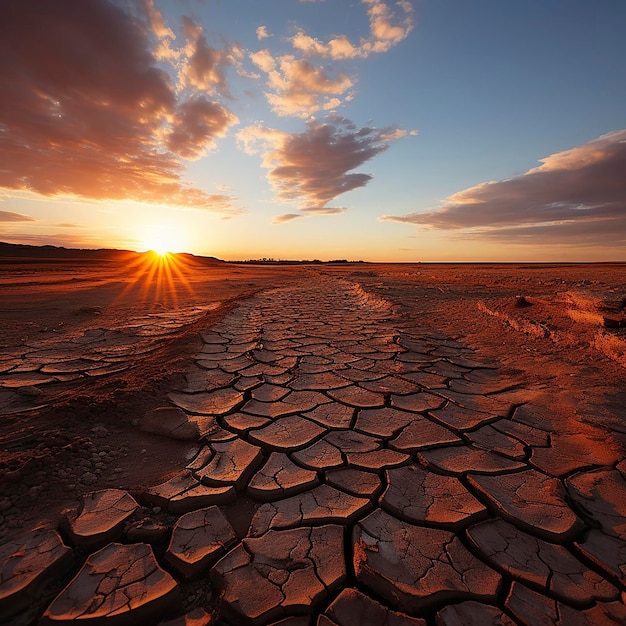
left=0, top=241, right=222, bottom=264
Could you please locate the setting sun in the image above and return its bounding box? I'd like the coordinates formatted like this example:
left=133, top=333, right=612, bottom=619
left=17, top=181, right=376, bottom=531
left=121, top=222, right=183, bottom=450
left=140, top=225, right=185, bottom=256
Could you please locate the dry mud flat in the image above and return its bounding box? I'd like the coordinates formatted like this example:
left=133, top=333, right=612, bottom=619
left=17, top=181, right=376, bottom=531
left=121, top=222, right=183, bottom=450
left=1, top=261, right=626, bottom=625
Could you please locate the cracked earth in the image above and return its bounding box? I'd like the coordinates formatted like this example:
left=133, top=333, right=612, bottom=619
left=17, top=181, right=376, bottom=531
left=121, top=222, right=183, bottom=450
left=1, top=266, right=626, bottom=625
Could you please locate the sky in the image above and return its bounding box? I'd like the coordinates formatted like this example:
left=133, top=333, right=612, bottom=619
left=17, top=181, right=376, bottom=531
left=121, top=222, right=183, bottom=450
left=1, top=0, right=625, bottom=262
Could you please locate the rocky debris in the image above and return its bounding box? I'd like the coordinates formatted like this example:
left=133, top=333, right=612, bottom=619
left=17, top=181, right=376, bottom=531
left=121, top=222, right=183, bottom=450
left=323, top=587, right=426, bottom=626
left=140, top=406, right=200, bottom=440
left=0, top=527, right=72, bottom=622
left=249, top=484, right=371, bottom=537
left=467, top=470, right=583, bottom=542
left=248, top=453, right=319, bottom=500
left=210, top=525, right=345, bottom=625
left=435, top=600, right=516, bottom=626
left=40, top=543, right=179, bottom=625
left=125, top=518, right=169, bottom=544
left=166, top=506, right=236, bottom=579
left=381, top=465, right=487, bottom=530
left=62, top=489, right=139, bottom=550
left=467, top=518, right=618, bottom=605
left=566, top=468, right=626, bottom=538
left=353, top=509, right=502, bottom=612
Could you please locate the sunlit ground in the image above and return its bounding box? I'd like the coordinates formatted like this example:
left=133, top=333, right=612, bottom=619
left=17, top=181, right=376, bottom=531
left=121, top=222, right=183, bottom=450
left=113, top=249, right=196, bottom=307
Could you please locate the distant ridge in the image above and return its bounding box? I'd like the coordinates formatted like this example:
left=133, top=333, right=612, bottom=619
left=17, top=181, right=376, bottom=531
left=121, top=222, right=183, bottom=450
left=0, top=241, right=136, bottom=260
left=0, top=241, right=222, bottom=263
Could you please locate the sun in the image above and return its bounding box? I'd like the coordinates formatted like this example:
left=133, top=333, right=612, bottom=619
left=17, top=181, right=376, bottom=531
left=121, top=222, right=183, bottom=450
left=140, top=225, right=184, bottom=256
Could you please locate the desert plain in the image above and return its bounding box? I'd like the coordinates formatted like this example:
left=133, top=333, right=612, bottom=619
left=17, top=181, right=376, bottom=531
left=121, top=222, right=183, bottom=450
left=1, top=254, right=626, bottom=625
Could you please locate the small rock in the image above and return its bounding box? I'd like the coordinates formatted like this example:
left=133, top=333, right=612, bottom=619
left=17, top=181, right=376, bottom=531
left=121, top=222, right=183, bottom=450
left=81, top=472, right=98, bottom=485
left=77, top=306, right=102, bottom=315
left=141, top=406, right=200, bottom=441
left=514, top=296, right=532, bottom=308
left=16, top=386, right=43, bottom=398
left=152, top=506, right=162, bottom=515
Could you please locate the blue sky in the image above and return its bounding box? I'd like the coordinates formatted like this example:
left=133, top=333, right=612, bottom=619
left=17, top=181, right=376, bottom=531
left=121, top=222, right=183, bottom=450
left=1, top=0, right=625, bottom=261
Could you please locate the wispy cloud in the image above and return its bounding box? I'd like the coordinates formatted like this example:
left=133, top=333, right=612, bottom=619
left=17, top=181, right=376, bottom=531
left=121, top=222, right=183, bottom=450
left=239, top=116, right=405, bottom=217
left=0, top=210, right=35, bottom=222
left=273, top=213, right=304, bottom=224
left=0, top=0, right=240, bottom=213
left=381, top=130, right=626, bottom=246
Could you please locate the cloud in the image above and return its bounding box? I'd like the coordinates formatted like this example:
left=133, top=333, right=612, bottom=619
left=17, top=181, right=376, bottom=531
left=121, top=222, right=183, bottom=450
left=167, top=96, right=237, bottom=159
left=381, top=130, right=626, bottom=246
left=256, top=26, right=270, bottom=40
left=249, top=0, right=413, bottom=117
left=0, top=210, right=35, bottom=222
left=239, top=116, right=404, bottom=212
left=250, top=52, right=353, bottom=117
left=0, top=0, right=240, bottom=213
left=290, top=0, right=414, bottom=59
left=178, top=16, right=233, bottom=95
left=273, top=213, right=304, bottom=223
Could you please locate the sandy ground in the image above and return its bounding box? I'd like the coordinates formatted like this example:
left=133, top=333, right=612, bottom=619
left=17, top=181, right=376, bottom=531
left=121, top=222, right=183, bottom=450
left=1, top=259, right=625, bottom=541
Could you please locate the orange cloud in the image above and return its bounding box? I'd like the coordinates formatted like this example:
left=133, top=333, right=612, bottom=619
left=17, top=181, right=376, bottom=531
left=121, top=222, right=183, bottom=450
left=0, top=211, right=35, bottom=222
left=178, top=16, right=233, bottom=95
left=249, top=1, right=413, bottom=117
left=381, top=130, right=626, bottom=246
left=273, top=213, right=304, bottom=223
left=167, top=96, right=238, bottom=159
left=251, top=52, right=353, bottom=117
left=0, top=0, right=240, bottom=213
left=290, top=0, right=414, bottom=59
left=239, top=116, right=404, bottom=216
left=256, top=26, right=270, bottom=41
